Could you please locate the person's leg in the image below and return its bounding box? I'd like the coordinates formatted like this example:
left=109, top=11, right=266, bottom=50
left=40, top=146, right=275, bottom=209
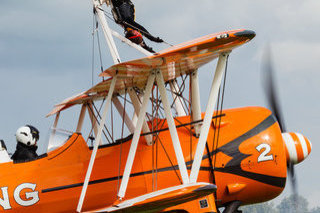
left=124, top=19, right=160, bottom=42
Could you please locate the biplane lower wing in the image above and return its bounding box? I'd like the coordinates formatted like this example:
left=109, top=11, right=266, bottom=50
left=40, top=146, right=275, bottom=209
left=86, top=182, right=216, bottom=213
left=48, top=29, right=255, bottom=116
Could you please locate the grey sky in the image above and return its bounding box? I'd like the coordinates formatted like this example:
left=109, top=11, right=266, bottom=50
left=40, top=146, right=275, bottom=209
left=0, top=0, right=319, bottom=208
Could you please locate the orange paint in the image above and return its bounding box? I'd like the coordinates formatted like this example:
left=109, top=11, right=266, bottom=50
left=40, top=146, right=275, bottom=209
left=290, top=132, right=304, bottom=163
left=0, top=106, right=288, bottom=212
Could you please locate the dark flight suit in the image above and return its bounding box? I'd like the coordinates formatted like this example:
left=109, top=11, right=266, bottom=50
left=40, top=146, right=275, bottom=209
left=111, top=0, right=163, bottom=43
left=11, top=142, right=38, bottom=162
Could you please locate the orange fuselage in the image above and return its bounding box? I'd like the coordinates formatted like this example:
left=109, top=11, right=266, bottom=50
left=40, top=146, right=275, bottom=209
left=0, top=106, right=286, bottom=212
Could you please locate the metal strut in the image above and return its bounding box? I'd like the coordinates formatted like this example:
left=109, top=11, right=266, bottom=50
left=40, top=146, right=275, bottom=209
left=117, top=72, right=155, bottom=199
left=92, top=0, right=121, bottom=64
left=191, top=69, right=201, bottom=136
left=117, top=69, right=191, bottom=200
left=189, top=52, right=230, bottom=183
left=77, top=76, right=118, bottom=212
left=156, top=70, right=190, bottom=185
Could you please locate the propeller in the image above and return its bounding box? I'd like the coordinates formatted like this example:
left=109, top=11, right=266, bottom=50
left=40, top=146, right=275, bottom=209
left=262, top=46, right=298, bottom=208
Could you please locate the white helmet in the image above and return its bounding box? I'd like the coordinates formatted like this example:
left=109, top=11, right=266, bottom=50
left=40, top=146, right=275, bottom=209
left=16, top=125, right=39, bottom=146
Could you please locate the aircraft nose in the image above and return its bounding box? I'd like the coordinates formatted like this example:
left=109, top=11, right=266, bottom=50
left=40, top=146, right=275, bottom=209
left=282, top=132, right=312, bottom=164
left=234, top=30, right=256, bottom=40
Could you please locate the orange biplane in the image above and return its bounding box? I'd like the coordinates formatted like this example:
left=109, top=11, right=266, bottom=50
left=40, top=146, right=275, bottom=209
left=0, top=1, right=312, bottom=212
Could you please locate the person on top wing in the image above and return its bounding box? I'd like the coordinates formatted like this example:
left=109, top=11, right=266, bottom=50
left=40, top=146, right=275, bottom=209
left=110, top=0, right=163, bottom=53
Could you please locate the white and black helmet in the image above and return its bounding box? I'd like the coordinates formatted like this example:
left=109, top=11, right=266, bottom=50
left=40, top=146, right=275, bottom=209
left=16, top=125, right=39, bottom=146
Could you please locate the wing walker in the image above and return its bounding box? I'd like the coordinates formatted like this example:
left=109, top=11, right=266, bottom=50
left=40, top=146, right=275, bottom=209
left=0, top=0, right=312, bottom=212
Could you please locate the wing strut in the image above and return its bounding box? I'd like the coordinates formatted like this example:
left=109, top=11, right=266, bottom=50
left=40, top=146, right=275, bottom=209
left=77, top=76, right=118, bottom=212
left=76, top=104, right=87, bottom=133
left=117, top=69, right=191, bottom=200
left=190, top=52, right=230, bottom=183
left=87, top=102, right=103, bottom=145
left=156, top=70, right=190, bottom=184
left=93, top=0, right=121, bottom=64
left=169, top=80, right=186, bottom=117
left=112, top=96, right=136, bottom=134
left=118, top=72, right=156, bottom=199
left=47, top=112, right=60, bottom=152
left=128, top=88, right=153, bottom=145
left=93, top=0, right=188, bottom=130
left=191, top=70, right=201, bottom=136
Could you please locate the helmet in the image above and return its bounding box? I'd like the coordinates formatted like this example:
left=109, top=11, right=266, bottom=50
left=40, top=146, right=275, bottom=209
left=16, top=125, right=39, bottom=146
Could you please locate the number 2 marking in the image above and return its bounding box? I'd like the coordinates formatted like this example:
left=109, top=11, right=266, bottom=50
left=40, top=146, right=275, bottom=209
left=256, top=143, right=273, bottom=162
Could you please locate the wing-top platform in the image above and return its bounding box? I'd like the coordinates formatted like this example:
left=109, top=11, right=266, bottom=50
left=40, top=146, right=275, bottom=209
left=48, top=29, right=255, bottom=116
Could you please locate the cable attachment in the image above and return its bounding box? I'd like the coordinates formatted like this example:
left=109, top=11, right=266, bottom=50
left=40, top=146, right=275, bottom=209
left=163, top=40, right=174, bottom=47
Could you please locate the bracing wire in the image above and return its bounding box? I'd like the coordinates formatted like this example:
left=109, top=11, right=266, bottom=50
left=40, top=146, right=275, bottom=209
left=86, top=102, right=111, bottom=144
left=151, top=87, right=155, bottom=191
left=189, top=73, right=193, bottom=166
left=92, top=101, right=114, bottom=144
left=96, top=28, right=105, bottom=74
left=213, top=55, right=229, bottom=169
left=91, top=8, right=96, bottom=87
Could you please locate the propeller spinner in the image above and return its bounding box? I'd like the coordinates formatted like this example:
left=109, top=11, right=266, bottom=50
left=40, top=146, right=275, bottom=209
left=282, top=132, right=312, bottom=165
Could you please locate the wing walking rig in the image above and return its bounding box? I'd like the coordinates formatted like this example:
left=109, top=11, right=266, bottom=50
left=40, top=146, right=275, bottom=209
left=47, top=0, right=255, bottom=212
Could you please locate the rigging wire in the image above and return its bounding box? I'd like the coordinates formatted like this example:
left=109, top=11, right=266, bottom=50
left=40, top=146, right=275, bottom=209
left=157, top=136, right=183, bottom=185
left=212, top=55, right=230, bottom=180
left=96, top=27, right=105, bottom=74
left=92, top=101, right=114, bottom=143
left=149, top=85, right=183, bottom=185
left=91, top=8, right=96, bottom=87
left=92, top=9, right=105, bottom=83
left=189, top=73, right=193, bottom=164
left=86, top=102, right=110, bottom=144
left=178, top=70, right=191, bottom=114
left=169, top=78, right=188, bottom=116
left=86, top=103, right=96, bottom=144
left=151, top=87, right=155, bottom=191
left=211, top=87, right=221, bottom=182
left=169, top=75, right=190, bottom=115
left=155, top=87, right=159, bottom=190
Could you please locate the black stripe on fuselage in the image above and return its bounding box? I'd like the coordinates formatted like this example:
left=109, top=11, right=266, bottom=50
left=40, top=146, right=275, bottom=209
left=42, top=114, right=285, bottom=193
left=214, top=114, right=276, bottom=167
left=204, top=114, right=286, bottom=187
left=200, top=166, right=286, bottom=188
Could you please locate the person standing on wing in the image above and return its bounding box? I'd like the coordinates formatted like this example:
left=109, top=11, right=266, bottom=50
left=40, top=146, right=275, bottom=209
left=11, top=125, right=39, bottom=162
left=110, top=0, right=163, bottom=52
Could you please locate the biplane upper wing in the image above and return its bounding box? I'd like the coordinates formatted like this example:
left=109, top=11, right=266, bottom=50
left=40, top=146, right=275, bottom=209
left=47, top=29, right=255, bottom=116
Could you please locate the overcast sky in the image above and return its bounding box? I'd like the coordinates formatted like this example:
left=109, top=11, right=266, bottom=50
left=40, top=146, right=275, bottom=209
left=0, top=0, right=319, bottom=208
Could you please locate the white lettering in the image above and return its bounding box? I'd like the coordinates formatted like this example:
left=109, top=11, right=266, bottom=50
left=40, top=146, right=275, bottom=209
left=0, top=187, right=11, bottom=210
left=14, top=183, right=39, bottom=207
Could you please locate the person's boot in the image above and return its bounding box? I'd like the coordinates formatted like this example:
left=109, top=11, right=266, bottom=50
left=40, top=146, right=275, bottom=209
left=141, top=42, right=155, bottom=53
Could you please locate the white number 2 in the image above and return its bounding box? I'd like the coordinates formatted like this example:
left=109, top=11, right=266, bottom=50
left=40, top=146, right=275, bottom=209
left=256, top=143, right=273, bottom=162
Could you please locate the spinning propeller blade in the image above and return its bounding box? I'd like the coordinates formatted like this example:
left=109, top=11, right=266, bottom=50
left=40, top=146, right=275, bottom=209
left=262, top=46, right=298, bottom=207
left=263, top=46, right=286, bottom=132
